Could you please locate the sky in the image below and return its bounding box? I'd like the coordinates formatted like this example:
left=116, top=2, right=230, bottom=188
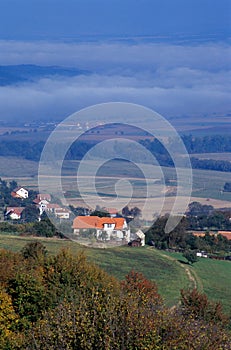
left=0, top=0, right=230, bottom=122
left=0, top=0, right=230, bottom=39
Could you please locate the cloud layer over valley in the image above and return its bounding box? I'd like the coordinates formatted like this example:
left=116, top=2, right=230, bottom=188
left=0, top=40, right=230, bottom=122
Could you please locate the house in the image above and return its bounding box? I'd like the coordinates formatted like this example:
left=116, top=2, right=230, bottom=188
left=72, top=216, right=130, bottom=242
left=54, top=208, right=70, bottom=219
left=133, top=229, right=145, bottom=246
left=11, top=187, right=28, bottom=199
left=217, top=231, right=231, bottom=240
left=34, top=200, right=50, bottom=215
left=5, top=207, right=24, bottom=220
left=192, top=231, right=231, bottom=241
left=33, top=197, right=51, bottom=215
left=33, top=194, right=51, bottom=205
left=196, top=251, right=208, bottom=258
left=36, top=193, right=51, bottom=202
left=45, top=203, right=63, bottom=213
left=104, top=208, right=118, bottom=218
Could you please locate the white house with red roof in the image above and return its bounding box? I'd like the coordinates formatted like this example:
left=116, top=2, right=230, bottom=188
left=11, top=187, right=28, bottom=199
left=5, top=207, right=24, bottom=220
left=72, top=216, right=130, bottom=242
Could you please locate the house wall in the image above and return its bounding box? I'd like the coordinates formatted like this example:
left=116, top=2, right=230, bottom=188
left=9, top=213, right=21, bottom=220
left=56, top=213, right=70, bottom=219
left=16, top=188, right=28, bottom=199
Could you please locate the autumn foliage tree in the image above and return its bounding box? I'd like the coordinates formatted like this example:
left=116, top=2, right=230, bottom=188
left=0, top=245, right=230, bottom=349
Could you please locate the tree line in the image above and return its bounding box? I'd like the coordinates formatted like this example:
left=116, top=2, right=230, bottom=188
left=145, top=202, right=231, bottom=254
left=1, top=134, right=231, bottom=172
left=0, top=243, right=230, bottom=349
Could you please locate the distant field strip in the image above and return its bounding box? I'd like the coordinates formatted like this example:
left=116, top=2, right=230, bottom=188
left=190, top=153, right=231, bottom=161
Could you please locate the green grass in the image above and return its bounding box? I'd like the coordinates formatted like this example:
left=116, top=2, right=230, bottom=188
left=0, top=235, right=189, bottom=306
left=161, top=251, right=231, bottom=312
left=193, top=258, right=231, bottom=312
left=85, top=246, right=189, bottom=306
left=1, top=235, right=230, bottom=312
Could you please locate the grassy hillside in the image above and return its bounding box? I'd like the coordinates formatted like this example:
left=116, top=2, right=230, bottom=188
left=161, top=251, right=231, bottom=312
left=0, top=235, right=230, bottom=312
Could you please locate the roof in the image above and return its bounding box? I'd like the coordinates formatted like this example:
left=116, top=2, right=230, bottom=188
left=192, top=231, right=231, bottom=240
left=11, top=187, right=28, bottom=198
left=11, top=191, right=18, bottom=198
left=54, top=208, right=70, bottom=214
left=46, top=203, right=61, bottom=209
left=218, top=231, right=231, bottom=240
left=105, top=207, right=118, bottom=215
left=13, top=187, right=27, bottom=192
left=192, top=231, right=208, bottom=237
left=72, top=216, right=125, bottom=230
left=6, top=207, right=24, bottom=216
left=37, top=193, right=51, bottom=201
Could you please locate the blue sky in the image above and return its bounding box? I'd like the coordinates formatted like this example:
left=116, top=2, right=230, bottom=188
left=0, top=0, right=230, bottom=122
left=1, top=0, right=230, bottom=40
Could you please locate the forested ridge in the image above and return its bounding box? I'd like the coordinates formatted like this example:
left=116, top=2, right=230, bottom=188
left=1, top=134, right=231, bottom=172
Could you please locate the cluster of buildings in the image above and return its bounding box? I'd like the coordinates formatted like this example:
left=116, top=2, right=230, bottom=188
left=5, top=187, right=145, bottom=246
left=5, top=187, right=70, bottom=221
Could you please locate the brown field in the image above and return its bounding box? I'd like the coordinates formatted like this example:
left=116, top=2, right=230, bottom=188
left=68, top=196, right=231, bottom=220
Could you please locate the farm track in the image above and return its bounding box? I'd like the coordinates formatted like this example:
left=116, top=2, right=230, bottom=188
left=157, top=250, right=203, bottom=292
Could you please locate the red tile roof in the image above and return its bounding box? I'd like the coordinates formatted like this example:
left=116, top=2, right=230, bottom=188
left=72, top=216, right=125, bottom=230
left=46, top=203, right=61, bottom=209
left=6, top=207, right=24, bottom=216
left=105, top=207, right=118, bottom=215
left=192, top=231, right=231, bottom=240
left=218, top=231, right=231, bottom=240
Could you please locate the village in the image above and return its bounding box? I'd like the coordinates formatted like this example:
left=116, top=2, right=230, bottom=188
left=1, top=179, right=231, bottom=260
left=1, top=181, right=146, bottom=247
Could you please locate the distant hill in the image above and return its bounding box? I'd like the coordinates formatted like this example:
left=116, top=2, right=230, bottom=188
left=0, top=64, right=89, bottom=85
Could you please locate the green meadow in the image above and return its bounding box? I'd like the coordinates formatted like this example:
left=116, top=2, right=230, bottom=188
left=0, top=235, right=230, bottom=312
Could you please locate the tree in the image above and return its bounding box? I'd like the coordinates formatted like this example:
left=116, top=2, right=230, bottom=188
left=180, top=288, right=228, bottom=325
left=20, top=205, right=40, bottom=223
left=21, top=242, right=47, bottom=260
left=130, top=206, right=142, bottom=218
left=90, top=209, right=110, bottom=217
left=183, top=250, right=198, bottom=265
left=33, top=220, right=56, bottom=237
left=224, top=182, right=231, bottom=192
left=0, top=287, right=23, bottom=349
left=122, top=205, right=130, bottom=217
left=188, top=201, right=214, bottom=217
left=9, top=180, right=18, bottom=191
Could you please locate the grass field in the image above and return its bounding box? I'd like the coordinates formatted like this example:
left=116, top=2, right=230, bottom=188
left=161, top=251, right=231, bottom=312
left=0, top=234, right=230, bottom=312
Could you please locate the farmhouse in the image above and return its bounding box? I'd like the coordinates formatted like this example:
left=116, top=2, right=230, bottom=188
left=11, top=187, right=28, bottom=199
left=5, top=207, right=24, bottom=220
left=72, top=216, right=130, bottom=242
